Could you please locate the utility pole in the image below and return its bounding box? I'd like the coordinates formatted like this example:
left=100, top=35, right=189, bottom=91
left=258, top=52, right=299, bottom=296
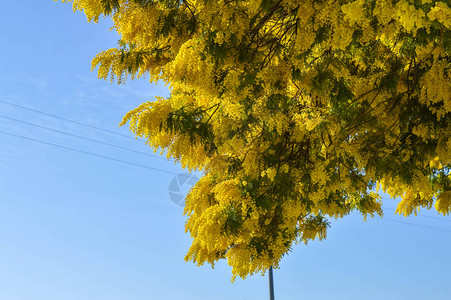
left=269, top=266, right=275, bottom=300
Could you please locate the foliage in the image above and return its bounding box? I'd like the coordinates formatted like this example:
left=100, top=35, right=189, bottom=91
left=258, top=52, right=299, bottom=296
left=61, top=0, right=450, bottom=280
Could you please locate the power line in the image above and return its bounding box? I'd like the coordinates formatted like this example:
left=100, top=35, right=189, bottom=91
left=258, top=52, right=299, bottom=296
left=0, top=115, right=167, bottom=160
left=0, top=130, right=179, bottom=176
left=0, top=99, right=140, bottom=141
left=383, top=217, right=451, bottom=234
left=384, top=207, right=451, bottom=223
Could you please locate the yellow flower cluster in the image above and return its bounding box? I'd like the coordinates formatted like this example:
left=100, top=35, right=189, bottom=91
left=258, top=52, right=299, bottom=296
left=61, top=0, right=451, bottom=280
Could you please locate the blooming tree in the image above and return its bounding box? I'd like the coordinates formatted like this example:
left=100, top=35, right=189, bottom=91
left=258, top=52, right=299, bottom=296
left=61, top=0, right=450, bottom=280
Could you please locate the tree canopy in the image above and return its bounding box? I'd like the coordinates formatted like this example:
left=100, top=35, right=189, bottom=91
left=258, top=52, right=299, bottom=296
left=61, top=0, right=450, bottom=280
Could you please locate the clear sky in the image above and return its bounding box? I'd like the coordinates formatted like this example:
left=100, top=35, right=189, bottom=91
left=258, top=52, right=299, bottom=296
left=0, top=1, right=449, bottom=299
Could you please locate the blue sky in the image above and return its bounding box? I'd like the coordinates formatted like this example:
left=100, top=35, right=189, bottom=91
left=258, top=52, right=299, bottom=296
left=0, top=1, right=449, bottom=299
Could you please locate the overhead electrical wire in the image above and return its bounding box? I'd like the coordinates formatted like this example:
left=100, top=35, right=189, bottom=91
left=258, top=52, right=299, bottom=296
left=383, top=207, right=451, bottom=223
left=0, top=130, right=179, bottom=176
left=0, top=99, right=140, bottom=141
left=383, top=217, right=451, bottom=234
left=0, top=114, right=167, bottom=160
